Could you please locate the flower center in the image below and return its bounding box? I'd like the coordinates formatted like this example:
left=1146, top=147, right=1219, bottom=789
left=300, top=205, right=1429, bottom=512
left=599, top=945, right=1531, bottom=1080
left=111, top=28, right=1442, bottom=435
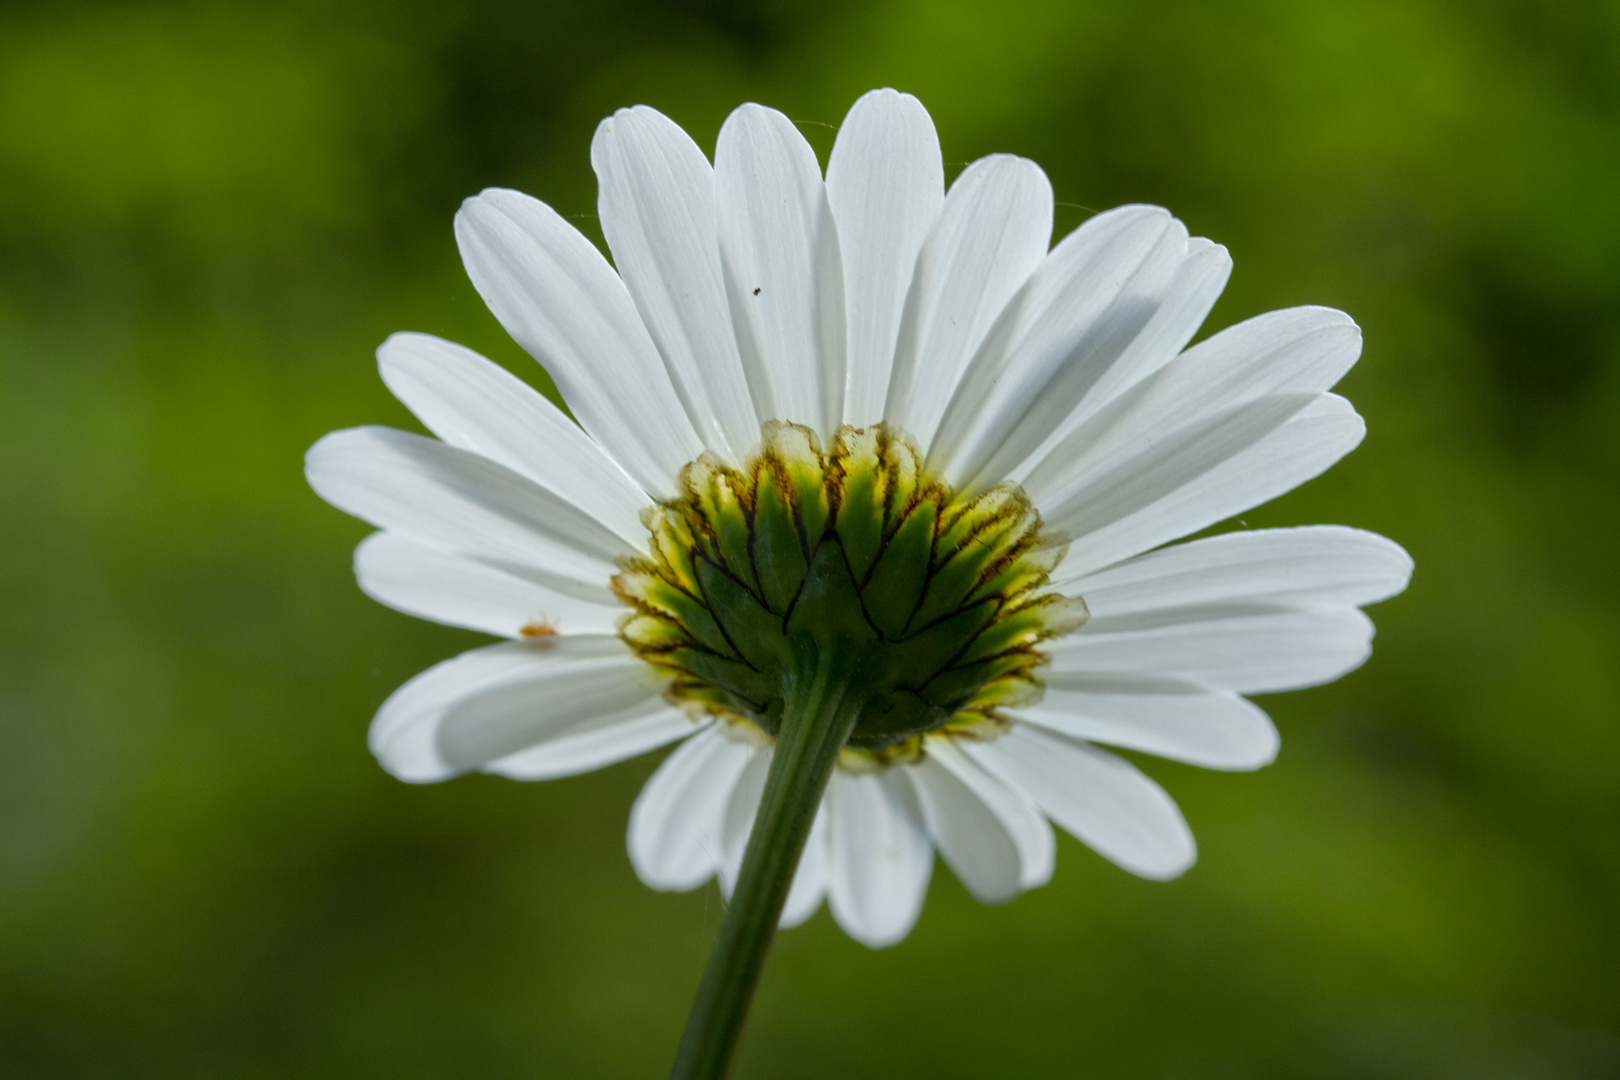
left=613, top=422, right=1086, bottom=765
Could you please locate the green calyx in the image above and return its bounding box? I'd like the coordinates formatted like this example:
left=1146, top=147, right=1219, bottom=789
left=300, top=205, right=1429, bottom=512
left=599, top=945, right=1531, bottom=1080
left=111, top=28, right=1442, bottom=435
left=613, top=422, right=1087, bottom=762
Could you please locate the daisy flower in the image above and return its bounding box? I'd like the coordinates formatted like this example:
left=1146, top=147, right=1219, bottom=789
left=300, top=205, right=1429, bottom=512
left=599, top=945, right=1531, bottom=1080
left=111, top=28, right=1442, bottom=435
left=307, top=88, right=1410, bottom=1077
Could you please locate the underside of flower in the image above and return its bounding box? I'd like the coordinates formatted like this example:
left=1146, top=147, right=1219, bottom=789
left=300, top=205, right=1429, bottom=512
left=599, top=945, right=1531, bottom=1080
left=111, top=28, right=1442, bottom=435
left=300, top=85, right=1418, bottom=1080
left=613, top=421, right=1087, bottom=763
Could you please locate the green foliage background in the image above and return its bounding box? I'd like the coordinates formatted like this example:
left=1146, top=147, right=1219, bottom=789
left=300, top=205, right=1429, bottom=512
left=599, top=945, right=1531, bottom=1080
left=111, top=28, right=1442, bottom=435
left=3, top=1, right=1618, bottom=1075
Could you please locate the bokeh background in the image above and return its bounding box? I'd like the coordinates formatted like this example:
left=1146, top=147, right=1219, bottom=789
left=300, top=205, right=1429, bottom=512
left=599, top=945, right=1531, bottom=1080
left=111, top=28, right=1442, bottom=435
left=4, top=0, right=1619, bottom=1076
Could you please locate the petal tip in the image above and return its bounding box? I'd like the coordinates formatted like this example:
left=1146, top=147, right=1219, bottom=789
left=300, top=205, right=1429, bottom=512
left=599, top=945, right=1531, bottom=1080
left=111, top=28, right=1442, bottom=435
left=1136, top=845, right=1198, bottom=882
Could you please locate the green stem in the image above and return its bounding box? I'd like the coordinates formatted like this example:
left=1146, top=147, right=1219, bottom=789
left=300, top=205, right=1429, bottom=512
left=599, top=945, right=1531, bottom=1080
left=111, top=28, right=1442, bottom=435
left=669, top=647, right=864, bottom=1080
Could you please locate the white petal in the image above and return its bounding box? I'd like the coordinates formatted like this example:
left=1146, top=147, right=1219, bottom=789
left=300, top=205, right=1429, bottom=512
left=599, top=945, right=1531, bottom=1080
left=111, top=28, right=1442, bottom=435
left=1023, top=306, right=1361, bottom=506
left=910, top=738, right=1054, bottom=902
left=1180, top=304, right=1361, bottom=398
left=367, top=635, right=649, bottom=782
left=967, top=725, right=1196, bottom=880
left=715, top=103, right=845, bottom=434
left=884, top=154, right=1053, bottom=448
left=628, top=725, right=757, bottom=892
left=1037, top=392, right=1320, bottom=552
left=376, top=332, right=651, bottom=547
left=714, top=749, right=830, bottom=928
left=825, top=768, right=933, bottom=948
left=927, top=204, right=1187, bottom=487
left=1061, top=525, right=1414, bottom=611
left=907, top=756, right=1019, bottom=904
left=779, top=810, right=829, bottom=928
left=593, top=106, right=759, bottom=462
left=825, top=88, right=945, bottom=426
left=433, top=653, right=665, bottom=774
left=1046, top=608, right=1376, bottom=694
left=354, top=532, right=622, bottom=638
left=717, top=749, right=772, bottom=896
left=1012, top=676, right=1278, bottom=770
left=485, top=705, right=697, bottom=781
left=1004, top=238, right=1232, bottom=485
left=1051, top=393, right=1367, bottom=579
left=454, top=188, right=703, bottom=499
left=306, top=427, right=629, bottom=595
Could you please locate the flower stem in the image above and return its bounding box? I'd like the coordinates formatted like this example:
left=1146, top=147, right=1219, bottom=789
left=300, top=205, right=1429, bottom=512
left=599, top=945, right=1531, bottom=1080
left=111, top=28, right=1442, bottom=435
left=669, top=646, right=865, bottom=1080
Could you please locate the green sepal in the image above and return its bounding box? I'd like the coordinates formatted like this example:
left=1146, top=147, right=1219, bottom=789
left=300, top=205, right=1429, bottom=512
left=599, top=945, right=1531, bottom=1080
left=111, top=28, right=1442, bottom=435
left=620, top=571, right=738, bottom=660
left=879, top=433, right=923, bottom=534
left=646, top=507, right=701, bottom=595
left=665, top=647, right=775, bottom=711
left=967, top=536, right=1064, bottom=609
left=860, top=499, right=935, bottom=639
left=614, top=421, right=1085, bottom=752
left=784, top=537, right=880, bottom=649
left=751, top=464, right=808, bottom=615
left=695, top=557, right=788, bottom=675
left=849, top=689, right=947, bottom=750
left=881, top=598, right=999, bottom=702
left=910, top=495, right=1031, bottom=632
left=687, top=459, right=759, bottom=595
left=619, top=611, right=691, bottom=651
left=763, top=422, right=829, bottom=546
left=921, top=650, right=1036, bottom=705
left=954, top=600, right=1047, bottom=666
left=832, top=428, right=885, bottom=582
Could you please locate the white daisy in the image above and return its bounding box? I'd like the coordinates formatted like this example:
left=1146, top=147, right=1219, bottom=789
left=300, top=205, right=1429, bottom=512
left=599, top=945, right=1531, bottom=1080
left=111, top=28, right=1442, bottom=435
left=306, top=88, right=1411, bottom=953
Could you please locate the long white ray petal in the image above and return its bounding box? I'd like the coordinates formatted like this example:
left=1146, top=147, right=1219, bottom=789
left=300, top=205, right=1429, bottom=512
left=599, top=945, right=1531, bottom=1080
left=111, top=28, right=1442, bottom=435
left=377, top=332, right=651, bottom=547
left=779, top=810, right=830, bottom=928
left=366, top=635, right=647, bottom=782
left=715, top=750, right=829, bottom=927
left=485, top=706, right=698, bottom=781
left=1012, top=675, right=1279, bottom=770
left=1002, top=238, right=1231, bottom=486
left=717, top=749, right=771, bottom=897
left=933, top=738, right=1054, bottom=890
left=1051, top=393, right=1367, bottom=579
left=967, top=725, right=1196, bottom=880
left=355, top=532, right=622, bottom=638
left=1040, top=390, right=1320, bottom=544
left=454, top=188, right=703, bottom=499
left=716, top=103, right=845, bottom=435
left=927, top=204, right=1185, bottom=487
left=593, top=106, right=759, bottom=463
left=906, top=756, right=1018, bottom=904
left=884, top=153, right=1053, bottom=448
left=1062, top=525, right=1413, bottom=612
left=628, top=725, right=756, bottom=892
left=1023, top=306, right=1361, bottom=505
left=1046, top=608, right=1376, bottom=694
left=825, top=768, right=933, bottom=948
left=913, top=738, right=1054, bottom=900
left=306, top=426, right=629, bottom=591
left=440, top=679, right=671, bottom=774
left=826, top=88, right=945, bottom=426
left=952, top=215, right=1195, bottom=492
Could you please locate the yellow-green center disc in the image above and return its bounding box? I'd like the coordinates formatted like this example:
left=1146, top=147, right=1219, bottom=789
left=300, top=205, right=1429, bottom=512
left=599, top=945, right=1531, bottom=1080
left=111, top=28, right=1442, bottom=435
left=613, top=422, right=1087, bottom=765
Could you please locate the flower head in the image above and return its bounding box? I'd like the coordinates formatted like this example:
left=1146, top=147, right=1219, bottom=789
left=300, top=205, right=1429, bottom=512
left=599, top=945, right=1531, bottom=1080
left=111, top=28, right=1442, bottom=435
left=307, top=88, right=1411, bottom=948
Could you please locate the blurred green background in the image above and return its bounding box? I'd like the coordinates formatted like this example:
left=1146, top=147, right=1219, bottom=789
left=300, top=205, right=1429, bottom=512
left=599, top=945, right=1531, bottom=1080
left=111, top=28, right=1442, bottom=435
left=3, top=0, right=1619, bottom=1076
